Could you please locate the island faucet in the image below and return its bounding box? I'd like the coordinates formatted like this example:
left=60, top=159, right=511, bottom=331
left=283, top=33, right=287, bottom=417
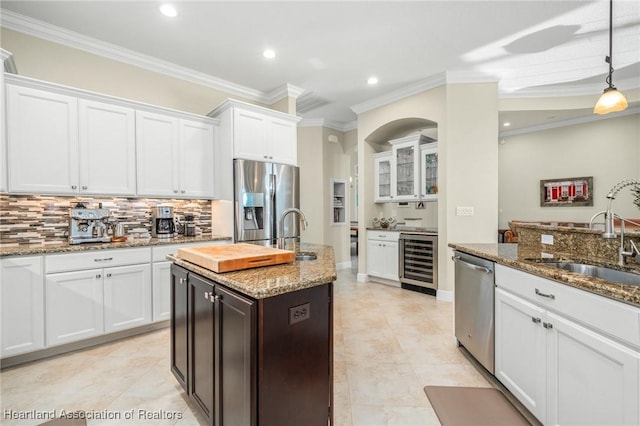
left=277, top=208, right=308, bottom=249
left=589, top=179, right=640, bottom=266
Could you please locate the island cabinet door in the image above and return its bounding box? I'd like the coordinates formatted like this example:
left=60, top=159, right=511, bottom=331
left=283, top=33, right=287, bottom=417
left=170, top=265, right=189, bottom=393
left=188, top=273, right=215, bottom=425
left=214, top=284, right=256, bottom=426
left=258, top=283, right=332, bottom=426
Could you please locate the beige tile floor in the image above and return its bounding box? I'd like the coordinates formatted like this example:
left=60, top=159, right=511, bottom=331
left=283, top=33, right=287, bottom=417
left=1, top=268, right=490, bottom=426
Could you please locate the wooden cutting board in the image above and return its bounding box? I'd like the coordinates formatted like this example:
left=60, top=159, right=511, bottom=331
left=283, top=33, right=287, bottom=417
left=176, top=243, right=295, bottom=273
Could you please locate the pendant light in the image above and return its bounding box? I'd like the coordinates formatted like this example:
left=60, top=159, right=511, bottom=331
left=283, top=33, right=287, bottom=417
left=594, top=0, right=628, bottom=115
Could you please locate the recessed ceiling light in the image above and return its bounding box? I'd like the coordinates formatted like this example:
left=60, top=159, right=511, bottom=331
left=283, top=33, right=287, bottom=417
left=367, top=76, right=379, bottom=86
left=159, top=4, right=177, bottom=17
left=263, top=49, right=276, bottom=59
left=503, top=122, right=511, bottom=127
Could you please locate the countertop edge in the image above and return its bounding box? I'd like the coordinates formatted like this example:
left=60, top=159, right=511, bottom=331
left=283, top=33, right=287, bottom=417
left=449, top=243, right=640, bottom=308
left=0, top=235, right=233, bottom=258
left=168, top=243, right=337, bottom=299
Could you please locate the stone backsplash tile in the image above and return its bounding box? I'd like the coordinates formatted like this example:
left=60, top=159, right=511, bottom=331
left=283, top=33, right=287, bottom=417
left=0, top=194, right=212, bottom=246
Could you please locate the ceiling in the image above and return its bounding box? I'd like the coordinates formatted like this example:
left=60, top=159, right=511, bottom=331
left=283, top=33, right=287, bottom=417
left=1, top=0, right=639, bottom=131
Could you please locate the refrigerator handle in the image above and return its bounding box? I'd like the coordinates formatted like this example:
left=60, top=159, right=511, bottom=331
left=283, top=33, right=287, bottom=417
left=269, top=173, right=276, bottom=197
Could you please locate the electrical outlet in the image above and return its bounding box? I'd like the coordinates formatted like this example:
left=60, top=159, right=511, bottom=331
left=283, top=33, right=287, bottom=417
left=289, top=303, right=311, bottom=325
left=541, top=234, right=554, bottom=245
left=456, top=206, right=474, bottom=216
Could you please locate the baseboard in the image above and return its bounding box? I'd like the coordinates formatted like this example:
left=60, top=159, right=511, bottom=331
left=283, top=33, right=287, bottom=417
left=335, top=260, right=352, bottom=270
left=356, top=273, right=368, bottom=282
left=437, top=289, right=454, bottom=301
left=368, top=276, right=401, bottom=288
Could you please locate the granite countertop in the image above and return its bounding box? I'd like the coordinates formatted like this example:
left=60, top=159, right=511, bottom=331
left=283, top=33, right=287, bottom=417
left=168, top=242, right=337, bottom=299
left=449, top=243, right=640, bottom=307
left=0, top=234, right=232, bottom=258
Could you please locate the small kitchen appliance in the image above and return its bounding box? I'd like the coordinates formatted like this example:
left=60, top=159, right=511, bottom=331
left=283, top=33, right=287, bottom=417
left=184, top=214, right=197, bottom=236
left=69, top=207, right=112, bottom=245
left=152, top=205, right=176, bottom=238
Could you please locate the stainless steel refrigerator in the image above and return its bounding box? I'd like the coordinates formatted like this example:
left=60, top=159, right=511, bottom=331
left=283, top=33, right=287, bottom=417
left=234, top=159, right=300, bottom=246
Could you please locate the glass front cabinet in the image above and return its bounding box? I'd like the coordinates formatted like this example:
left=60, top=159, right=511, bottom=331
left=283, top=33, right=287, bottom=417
left=421, top=142, right=438, bottom=201
left=373, top=152, right=392, bottom=202
left=390, top=136, right=421, bottom=202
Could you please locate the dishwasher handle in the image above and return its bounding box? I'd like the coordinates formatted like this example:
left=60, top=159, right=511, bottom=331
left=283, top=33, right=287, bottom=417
left=452, top=255, right=492, bottom=274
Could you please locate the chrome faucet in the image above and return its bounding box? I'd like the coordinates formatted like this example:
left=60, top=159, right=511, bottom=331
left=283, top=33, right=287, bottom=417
left=589, top=179, right=640, bottom=265
left=277, top=208, right=308, bottom=249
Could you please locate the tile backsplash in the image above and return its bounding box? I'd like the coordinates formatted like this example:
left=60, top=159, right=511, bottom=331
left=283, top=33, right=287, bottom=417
left=0, top=194, right=212, bottom=246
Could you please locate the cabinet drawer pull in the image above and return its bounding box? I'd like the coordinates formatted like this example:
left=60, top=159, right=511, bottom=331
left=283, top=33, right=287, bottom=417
left=96, top=274, right=101, bottom=279
left=94, top=257, right=113, bottom=262
left=543, top=322, right=553, bottom=329
left=531, top=317, right=541, bottom=324
left=179, top=277, right=186, bottom=284
left=71, top=185, right=77, bottom=190
left=180, top=190, right=186, bottom=194
left=106, top=273, right=111, bottom=278
left=204, top=291, right=210, bottom=300
left=82, top=185, right=87, bottom=190
left=174, top=190, right=179, bottom=193
left=535, top=288, right=555, bottom=300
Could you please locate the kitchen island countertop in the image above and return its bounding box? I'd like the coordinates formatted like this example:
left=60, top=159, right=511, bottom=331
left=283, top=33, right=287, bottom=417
left=168, top=242, right=337, bottom=299
left=0, top=234, right=232, bottom=258
left=450, top=243, right=640, bottom=307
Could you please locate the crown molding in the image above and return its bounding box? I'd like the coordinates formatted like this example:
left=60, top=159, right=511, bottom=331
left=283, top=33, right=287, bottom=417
left=351, top=73, right=447, bottom=115
left=0, top=9, right=273, bottom=102
left=501, top=77, right=640, bottom=99
left=499, top=105, right=640, bottom=138
left=265, top=83, right=306, bottom=104
left=0, top=48, right=17, bottom=73
left=298, top=118, right=357, bottom=132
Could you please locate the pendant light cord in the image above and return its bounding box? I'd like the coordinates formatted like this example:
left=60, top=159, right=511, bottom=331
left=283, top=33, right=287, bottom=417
left=606, top=0, right=615, bottom=89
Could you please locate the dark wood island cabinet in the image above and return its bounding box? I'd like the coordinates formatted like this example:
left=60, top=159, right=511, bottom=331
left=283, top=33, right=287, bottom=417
left=169, top=243, right=336, bottom=426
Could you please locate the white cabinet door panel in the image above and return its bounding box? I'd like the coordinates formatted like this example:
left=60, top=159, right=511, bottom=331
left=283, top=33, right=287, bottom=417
left=152, top=261, right=172, bottom=322
left=179, top=119, right=214, bottom=198
left=46, top=270, right=104, bottom=346
left=79, top=100, right=136, bottom=195
left=269, top=117, right=297, bottom=165
left=546, top=311, right=640, bottom=426
left=0, top=256, right=45, bottom=357
left=495, top=288, right=546, bottom=420
left=233, top=108, right=268, bottom=161
left=7, top=85, right=79, bottom=194
left=104, top=264, right=152, bottom=333
left=136, top=110, right=179, bottom=196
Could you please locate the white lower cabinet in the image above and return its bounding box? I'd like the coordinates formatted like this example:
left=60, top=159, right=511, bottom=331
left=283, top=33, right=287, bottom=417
left=152, top=261, right=173, bottom=322
left=366, top=231, right=399, bottom=282
left=495, top=264, right=640, bottom=425
left=0, top=256, right=45, bottom=357
left=46, top=269, right=104, bottom=346
left=103, top=264, right=151, bottom=333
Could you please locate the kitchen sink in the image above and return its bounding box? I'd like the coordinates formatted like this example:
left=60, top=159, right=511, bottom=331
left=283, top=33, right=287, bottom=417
left=295, top=251, right=317, bottom=261
left=542, top=262, right=640, bottom=286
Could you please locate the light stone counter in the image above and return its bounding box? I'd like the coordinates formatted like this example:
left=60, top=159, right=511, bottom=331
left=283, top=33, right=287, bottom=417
left=0, top=234, right=232, bottom=258
left=449, top=242, right=640, bottom=307
left=168, top=242, right=337, bottom=299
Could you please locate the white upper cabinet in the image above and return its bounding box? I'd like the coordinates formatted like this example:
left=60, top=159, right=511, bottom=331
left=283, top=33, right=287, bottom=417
left=390, top=135, right=421, bottom=202
left=137, top=111, right=215, bottom=198
left=79, top=99, right=136, bottom=195
left=6, top=84, right=79, bottom=194
left=179, top=118, right=215, bottom=198
left=232, top=107, right=269, bottom=162
left=373, top=152, right=393, bottom=203
left=5, top=75, right=217, bottom=198
left=420, top=142, right=438, bottom=201
left=268, top=116, right=297, bottom=165
left=136, top=111, right=180, bottom=197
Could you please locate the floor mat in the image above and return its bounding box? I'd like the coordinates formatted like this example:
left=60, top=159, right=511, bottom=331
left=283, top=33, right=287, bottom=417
left=424, top=386, right=531, bottom=426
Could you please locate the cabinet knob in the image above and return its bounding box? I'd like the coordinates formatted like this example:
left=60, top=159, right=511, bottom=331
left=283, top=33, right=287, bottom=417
left=204, top=291, right=210, bottom=300
left=263, top=155, right=268, bottom=159
left=71, top=185, right=77, bottom=190
left=96, top=274, right=101, bottom=279
left=180, top=190, right=185, bottom=194
left=106, top=273, right=112, bottom=278
left=179, top=277, right=186, bottom=284
left=174, top=190, right=179, bottom=193
left=269, top=156, right=273, bottom=159
left=531, top=317, right=541, bottom=324
left=543, top=322, right=553, bottom=330
left=82, top=185, right=88, bottom=190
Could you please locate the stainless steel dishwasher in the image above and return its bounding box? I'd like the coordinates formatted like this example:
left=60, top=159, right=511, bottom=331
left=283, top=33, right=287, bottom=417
left=453, top=251, right=495, bottom=374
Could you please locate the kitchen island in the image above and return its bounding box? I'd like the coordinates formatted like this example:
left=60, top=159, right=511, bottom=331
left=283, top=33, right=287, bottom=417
left=168, top=242, right=336, bottom=426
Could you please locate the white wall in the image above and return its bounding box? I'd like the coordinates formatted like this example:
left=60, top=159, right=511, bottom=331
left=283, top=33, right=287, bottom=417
left=297, top=127, right=325, bottom=245
left=499, top=113, right=640, bottom=229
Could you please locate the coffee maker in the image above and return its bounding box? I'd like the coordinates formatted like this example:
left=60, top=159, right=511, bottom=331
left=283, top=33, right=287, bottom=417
left=152, top=206, right=176, bottom=238
left=69, top=207, right=112, bottom=245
